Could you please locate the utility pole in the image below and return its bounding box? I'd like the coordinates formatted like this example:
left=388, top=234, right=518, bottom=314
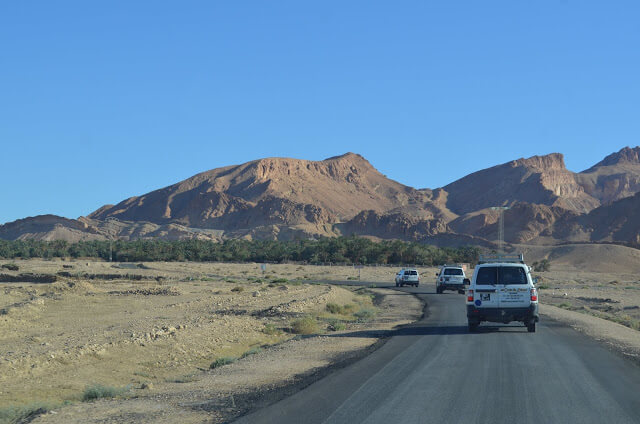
left=105, top=217, right=119, bottom=262
left=490, top=207, right=510, bottom=253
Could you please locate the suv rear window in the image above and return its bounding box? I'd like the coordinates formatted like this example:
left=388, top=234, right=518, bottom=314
left=404, top=270, right=417, bottom=275
left=500, top=266, right=527, bottom=284
left=476, top=266, right=527, bottom=285
left=476, top=267, right=498, bottom=284
left=443, top=268, right=463, bottom=276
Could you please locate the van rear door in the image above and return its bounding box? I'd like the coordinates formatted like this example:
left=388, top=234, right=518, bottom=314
left=473, top=266, right=499, bottom=308
left=497, top=266, right=530, bottom=308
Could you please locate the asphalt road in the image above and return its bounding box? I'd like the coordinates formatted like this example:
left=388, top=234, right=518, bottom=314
left=234, top=283, right=640, bottom=424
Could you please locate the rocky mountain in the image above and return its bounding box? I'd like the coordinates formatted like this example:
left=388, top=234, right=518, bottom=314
left=576, top=146, right=640, bottom=205
left=89, top=153, right=435, bottom=225
left=443, top=153, right=600, bottom=215
left=552, top=191, right=640, bottom=245
left=0, top=215, right=226, bottom=243
left=0, top=215, right=103, bottom=242
left=449, top=203, right=579, bottom=244
left=2, top=147, right=640, bottom=247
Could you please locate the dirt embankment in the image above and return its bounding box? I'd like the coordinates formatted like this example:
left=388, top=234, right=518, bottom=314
left=0, top=260, right=423, bottom=424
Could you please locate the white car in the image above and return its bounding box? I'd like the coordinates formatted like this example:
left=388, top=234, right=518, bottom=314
left=466, top=254, right=539, bottom=333
left=436, top=265, right=467, bottom=294
left=395, top=268, right=420, bottom=287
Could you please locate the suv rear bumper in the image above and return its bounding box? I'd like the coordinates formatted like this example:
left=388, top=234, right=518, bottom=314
left=438, top=283, right=465, bottom=291
left=467, top=304, right=539, bottom=323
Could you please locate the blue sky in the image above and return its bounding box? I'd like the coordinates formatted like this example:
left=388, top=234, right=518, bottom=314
left=1, top=1, right=638, bottom=224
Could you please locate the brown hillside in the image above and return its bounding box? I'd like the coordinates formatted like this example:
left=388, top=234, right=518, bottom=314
left=4, top=148, right=640, bottom=245
left=0, top=216, right=227, bottom=242
left=449, top=203, right=579, bottom=244
left=557, top=191, right=640, bottom=245
left=339, top=210, right=449, bottom=241
left=443, top=153, right=599, bottom=215
left=88, top=153, right=446, bottom=229
left=576, top=146, right=640, bottom=205
left=0, top=215, right=103, bottom=242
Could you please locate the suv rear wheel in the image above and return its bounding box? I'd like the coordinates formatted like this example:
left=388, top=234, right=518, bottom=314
left=468, top=320, right=479, bottom=332
left=527, top=321, right=536, bottom=333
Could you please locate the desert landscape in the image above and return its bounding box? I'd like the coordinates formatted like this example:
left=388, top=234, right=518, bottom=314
left=2, top=242, right=640, bottom=422
left=4, top=5, right=639, bottom=421
left=0, top=259, right=424, bottom=423
left=2, top=148, right=640, bottom=423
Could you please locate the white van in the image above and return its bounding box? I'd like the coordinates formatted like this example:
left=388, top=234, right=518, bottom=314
left=395, top=268, right=420, bottom=287
left=436, top=265, right=467, bottom=294
left=466, top=254, right=539, bottom=332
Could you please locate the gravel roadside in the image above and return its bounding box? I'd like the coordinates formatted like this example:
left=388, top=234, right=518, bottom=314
left=541, top=304, right=640, bottom=366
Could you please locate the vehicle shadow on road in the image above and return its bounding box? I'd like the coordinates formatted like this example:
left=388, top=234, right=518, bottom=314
left=325, top=323, right=530, bottom=339
left=325, top=324, right=471, bottom=339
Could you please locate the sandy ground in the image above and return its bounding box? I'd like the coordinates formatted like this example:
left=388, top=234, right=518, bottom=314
left=3, top=257, right=640, bottom=422
left=534, top=268, right=640, bottom=332
left=0, top=259, right=423, bottom=423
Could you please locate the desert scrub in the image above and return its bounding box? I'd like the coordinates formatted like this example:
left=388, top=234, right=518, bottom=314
left=327, top=318, right=346, bottom=331
left=532, top=259, right=550, bottom=272
left=199, top=277, right=217, bottom=282
left=326, top=303, right=356, bottom=315
left=588, top=311, right=640, bottom=331
left=0, top=402, right=61, bottom=424
left=230, top=286, right=244, bottom=293
left=1, top=263, right=19, bottom=271
left=82, top=384, right=130, bottom=401
left=354, top=307, right=377, bottom=322
left=270, top=278, right=288, bottom=284
left=291, top=315, right=320, bottom=335
left=166, top=374, right=199, bottom=383
left=241, top=347, right=263, bottom=358
left=210, top=357, right=236, bottom=369
left=263, top=323, right=282, bottom=335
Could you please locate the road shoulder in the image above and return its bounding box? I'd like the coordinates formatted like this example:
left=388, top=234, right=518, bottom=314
left=541, top=304, right=640, bottom=366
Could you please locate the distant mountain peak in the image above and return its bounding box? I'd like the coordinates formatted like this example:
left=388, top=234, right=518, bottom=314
left=585, top=146, right=640, bottom=171
left=510, top=153, right=566, bottom=171
left=325, top=152, right=364, bottom=160
left=443, top=152, right=597, bottom=215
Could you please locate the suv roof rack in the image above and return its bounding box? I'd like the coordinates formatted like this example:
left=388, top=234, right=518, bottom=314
left=440, top=263, right=463, bottom=268
left=478, top=253, right=525, bottom=264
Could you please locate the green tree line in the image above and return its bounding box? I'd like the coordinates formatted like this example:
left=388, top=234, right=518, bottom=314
left=0, top=237, right=481, bottom=266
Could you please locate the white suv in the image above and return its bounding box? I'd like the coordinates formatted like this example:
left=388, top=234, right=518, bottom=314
left=395, top=268, right=420, bottom=287
left=466, top=254, right=539, bottom=333
left=436, top=265, right=467, bottom=294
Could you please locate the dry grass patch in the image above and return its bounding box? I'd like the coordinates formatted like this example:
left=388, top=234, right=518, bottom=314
left=290, top=316, right=320, bottom=335
left=82, top=384, right=130, bottom=402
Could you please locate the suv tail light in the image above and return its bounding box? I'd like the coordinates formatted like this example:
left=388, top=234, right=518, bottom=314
left=530, top=288, right=538, bottom=302
left=467, top=289, right=474, bottom=302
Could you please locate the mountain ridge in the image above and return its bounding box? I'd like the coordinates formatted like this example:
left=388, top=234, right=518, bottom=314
left=3, top=147, right=640, bottom=247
